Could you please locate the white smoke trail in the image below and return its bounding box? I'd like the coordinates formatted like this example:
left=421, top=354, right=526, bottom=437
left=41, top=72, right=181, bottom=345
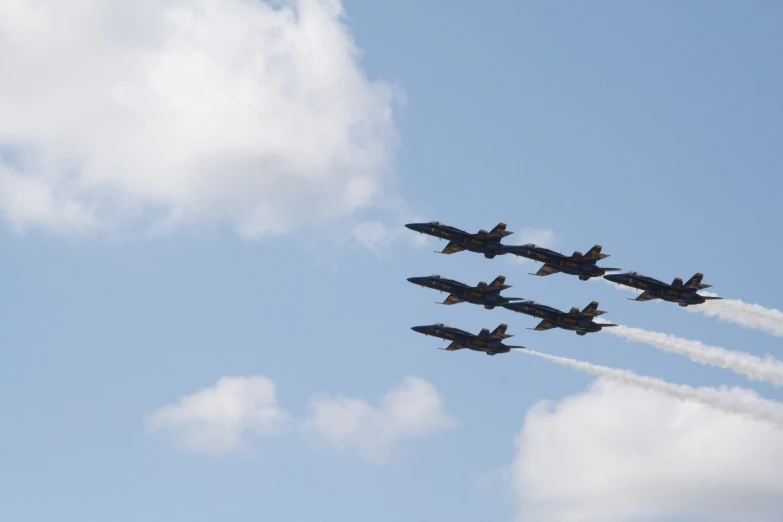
left=515, top=349, right=783, bottom=426
left=687, top=293, right=783, bottom=337
left=596, top=277, right=783, bottom=336
left=606, top=324, right=783, bottom=387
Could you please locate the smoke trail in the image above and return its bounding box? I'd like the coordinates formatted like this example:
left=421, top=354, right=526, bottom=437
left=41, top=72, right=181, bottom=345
left=515, top=349, right=783, bottom=426
left=606, top=324, right=783, bottom=387
left=687, top=293, right=783, bottom=337
left=598, top=276, right=783, bottom=336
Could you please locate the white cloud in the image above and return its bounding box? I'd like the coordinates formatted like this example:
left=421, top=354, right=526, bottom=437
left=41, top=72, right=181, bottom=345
left=147, top=375, right=289, bottom=454
left=0, top=0, right=400, bottom=239
left=352, top=218, right=427, bottom=254
left=148, top=375, right=455, bottom=462
left=301, top=376, right=457, bottom=463
left=506, top=228, right=557, bottom=264
left=511, top=378, right=783, bottom=522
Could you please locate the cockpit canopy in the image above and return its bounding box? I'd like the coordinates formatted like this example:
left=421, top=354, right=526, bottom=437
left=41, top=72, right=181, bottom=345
left=523, top=243, right=536, bottom=247
left=430, top=274, right=441, bottom=278
left=428, top=221, right=440, bottom=225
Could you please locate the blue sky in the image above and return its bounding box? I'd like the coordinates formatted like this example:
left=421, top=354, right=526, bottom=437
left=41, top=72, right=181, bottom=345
left=2, top=2, right=783, bottom=521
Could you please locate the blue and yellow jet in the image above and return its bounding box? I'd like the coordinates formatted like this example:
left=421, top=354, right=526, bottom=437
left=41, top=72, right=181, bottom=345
left=503, top=243, right=621, bottom=281
left=604, top=271, right=722, bottom=307
left=503, top=300, right=617, bottom=336
left=406, top=274, right=525, bottom=309
left=411, top=323, right=524, bottom=356
left=405, top=221, right=512, bottom=259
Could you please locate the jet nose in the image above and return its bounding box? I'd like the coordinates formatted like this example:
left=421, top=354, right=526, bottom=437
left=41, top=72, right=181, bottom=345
left=407, top=277, right=427, bottom=285
left=411, top=326, right=429, bottom=334
left=405, top=223, right=426, bottom=232
left=603, top=274, right=623, bottom=283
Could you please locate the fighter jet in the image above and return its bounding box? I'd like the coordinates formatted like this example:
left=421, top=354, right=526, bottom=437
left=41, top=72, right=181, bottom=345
left=502, top=243, right=621, bottom=281
left=503, top=300, right=617, bottom=336
left=603, top=271, right=722, bottom=307
left=411, top=323, right=524, bottom=355
left=405, top=221, right=512, bottom=259
left=406, top=274, right=525, bottom=310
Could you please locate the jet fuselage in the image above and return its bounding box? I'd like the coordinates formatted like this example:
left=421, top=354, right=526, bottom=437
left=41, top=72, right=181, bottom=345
left=604, top=272, right=716, bottom=306
left=406, top=275, right=523, bottom=309
left=410, top=324, right=513, bottom=355
left=503, top=244, right=615, bottom=280
left=502, top=301, right=605, bottom=333
left=405, top=222, right=507, bottom=257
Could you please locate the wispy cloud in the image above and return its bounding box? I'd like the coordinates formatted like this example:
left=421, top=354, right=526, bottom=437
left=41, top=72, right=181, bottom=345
left=148, top=375, right=455, bottom=462
left=506, top=228, right=557, bottom=265
left=0, top=0, right=402, bottom=241
left=301, top=376, right=457, bottom=464
left=147, top=376, right=289, bottom=455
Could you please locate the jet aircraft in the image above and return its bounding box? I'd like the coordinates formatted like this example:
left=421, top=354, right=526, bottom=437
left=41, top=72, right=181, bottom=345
left=603, top=271, right=722, bottom=307
left=411, top=323, right=524, bottom=355
left=502, top=243, right=621, bottom=281
left=405, top=221, right=512, bottom=259
left=407, top=274, right=525, bottom=309
left=503, top=300, right=617, bottom=335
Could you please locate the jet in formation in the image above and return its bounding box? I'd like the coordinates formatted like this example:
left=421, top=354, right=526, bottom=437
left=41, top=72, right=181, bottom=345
left=411, top=323, right=524, bottom=355
left=503, top=243, right=621, bottom=281
left=405, top=221, right=512, bottom=259
left=503, top=300, right=617, bottom=336
left=407, top=274, right=525, bottom=309
left=603, top=272, right=722, bottom=307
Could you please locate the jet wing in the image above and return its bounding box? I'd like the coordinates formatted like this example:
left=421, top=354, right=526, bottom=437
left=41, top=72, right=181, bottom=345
left=529, top=264, right=560, bottom=277
left=529, top=319, right=557, bottom=331
left=437, top=241, right=466, bottom=255
left=439, top=294, right=464, bottom=305
left=439, top=341, right=465, bottom=351
left=629, top=291, right=657, bottom=302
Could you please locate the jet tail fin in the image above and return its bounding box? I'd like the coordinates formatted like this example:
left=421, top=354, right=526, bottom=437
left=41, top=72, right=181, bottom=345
left=684, top=272, right=712, bottom=289
left=484, top=275, right=512, bottom=292
left=489, top=275, right=507, bottom=288
left=490, top=323, right=513, bottom=339
left=585, top=245, right=610, bottom=260
left=581, top=301, right=607, bottom=316
left=489, top=222, right=513, bottom=237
